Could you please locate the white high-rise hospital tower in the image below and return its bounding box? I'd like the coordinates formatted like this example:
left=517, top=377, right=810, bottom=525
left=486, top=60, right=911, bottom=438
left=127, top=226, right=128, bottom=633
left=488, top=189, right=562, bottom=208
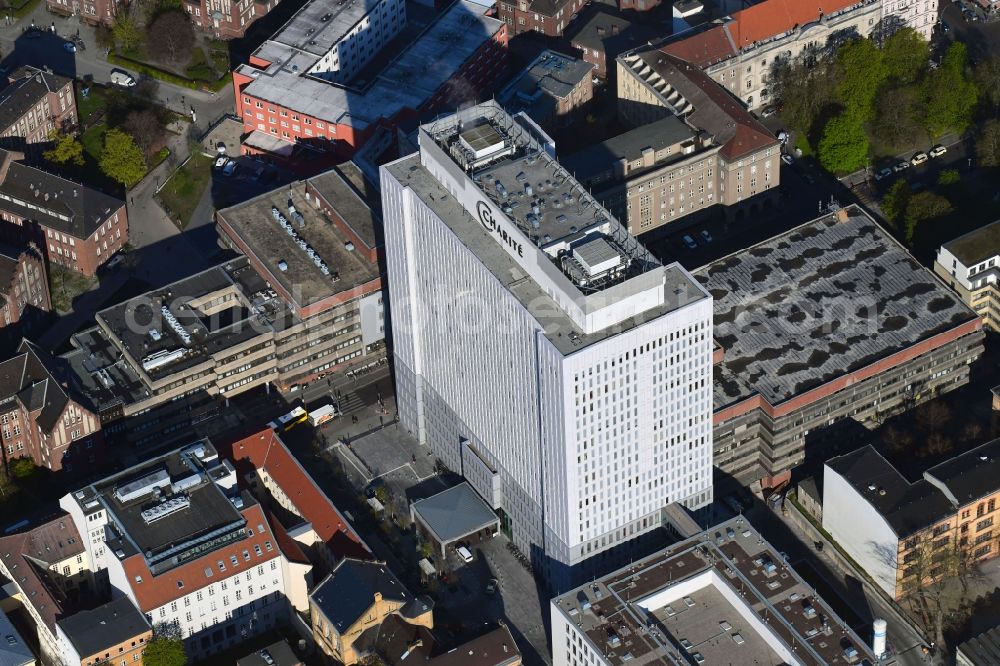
left=381, top=102, right=713, bottom=589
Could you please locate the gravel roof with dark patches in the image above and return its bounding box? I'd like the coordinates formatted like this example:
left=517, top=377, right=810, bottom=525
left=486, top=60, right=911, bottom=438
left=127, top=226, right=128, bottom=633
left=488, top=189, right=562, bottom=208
left=696, top=207, right=977, bottom=409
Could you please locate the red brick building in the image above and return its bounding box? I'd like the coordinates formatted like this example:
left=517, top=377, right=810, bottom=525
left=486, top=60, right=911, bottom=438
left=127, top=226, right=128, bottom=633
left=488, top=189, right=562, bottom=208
left=0, top=242, right=51, bottom=334
left=0, top=339, right=103, bottom=473
left=0, top=150, right=128, bottom=277
left=0, top=67, right=77, bottom=146
left=183, top=0, right=279, bottom=39
left=46, top=0, right=118, bottom=26
left=233, top=0, right=508, bottom=164
left=497, top=0, right=586, bottom=37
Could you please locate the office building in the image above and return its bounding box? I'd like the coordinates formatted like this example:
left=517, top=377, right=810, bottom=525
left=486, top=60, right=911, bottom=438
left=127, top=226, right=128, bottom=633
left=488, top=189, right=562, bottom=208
left=59, top=440, right=308, bottom=661
left=0, top=242, right=51, bottom=335
left=497, top=51, right=595, bottom=136
left=934, top=220, right=1000, bottom=331
left=233, top=0, right=507, bottom=163
left=0, top=516, right=95, bottom=665
left=0, top=67, right=77, bottom=145
left=55, top=597, right=152, bottom=666
left=0, top=339, right=103, bottom=473
left=825, top=440, right=1000, bottom=600
left=611, top=52, right=779, bottom=232
left=551, top=516, right=875, bottom=665
left=382, top=101, right=714, bottom=589
left=64, top=169, right=386, bottom=448
left=701, top=207, right=984, bottom=488
left=0, top=150, right=128, bottom=277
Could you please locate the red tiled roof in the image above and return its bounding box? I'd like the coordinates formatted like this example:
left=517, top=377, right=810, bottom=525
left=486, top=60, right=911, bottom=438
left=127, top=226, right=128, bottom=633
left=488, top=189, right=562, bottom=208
left=121, top=503, right=281, bottom=612
left=229, top=429, right=371, bottom=561
left=269, top=511, right=310, bottom=566
left=663, top=0, right=860, bottom=66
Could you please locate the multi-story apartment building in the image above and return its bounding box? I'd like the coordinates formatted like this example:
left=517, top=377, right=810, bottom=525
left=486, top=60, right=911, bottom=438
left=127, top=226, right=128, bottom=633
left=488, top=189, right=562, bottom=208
left=62, top=168, right=386, bottom=449
left=183, top=0, right=280, bottom=39
left=0, top=339, right=103, bottom=473
left=825, top=439, right=1000, bottom=600
left=568, top=10, right=661, bottom=80
left=55, top=597, right=153, bottom=666
left=551, top=516, right=875, bottom=665
left=934, top=219, right=1000, bottom=331
left=0, top=516, right=97, bottom=666
left=701, top=206, right=984, bottom=488
left=0, top=242, right=51, bottom=335
left=59, top=440, right=311, bottom=661
left=574, top=54, right=779, bottom=234
left=655, top=0, right=921, bottom=112
left=0, top=150, right=128, bottom=277
left=497, top=51, right=595, bottom=137
left=233, top=0, right=507, bottom=164
left=0, top=67, right=77, bottom=146
left=382, top=102, right=714, bottom=591
left=496, top=0, right=587, bottom=37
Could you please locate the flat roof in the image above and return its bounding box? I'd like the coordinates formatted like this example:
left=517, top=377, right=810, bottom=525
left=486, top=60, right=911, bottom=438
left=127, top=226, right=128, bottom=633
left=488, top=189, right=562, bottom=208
left=268, top=0, right=381, bottom=62
left=385, top=154, right=707, bottom=355
left=697, top=207, right=978, bottom=409
left=69, top=441, right=251, bottom=571
left=56, top=597, right=151, bottom=659
left=498, top=50, right=594, bottom=117
left=238, top=1, right=503, bottom=133
left=826, top=446, right=954, bottom=538
left=95, top=258, right=291, bottom=382
left=551, top=516, right=875, bottom=666
left=216, top=178, right=380, bottom=311
left=942, top=219, right=1000, bottom=266
left=411, top=482, right=499, bottom=544
left=237, top=640, right=301, bottom=666
left=307, top=168, right=382, bottom=251
left=563, top=115, right=696, bottom=183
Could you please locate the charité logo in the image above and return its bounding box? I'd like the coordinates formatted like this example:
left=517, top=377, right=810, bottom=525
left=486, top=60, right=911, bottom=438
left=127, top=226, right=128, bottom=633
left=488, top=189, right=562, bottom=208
left=477, top=201, right=524, bottom=258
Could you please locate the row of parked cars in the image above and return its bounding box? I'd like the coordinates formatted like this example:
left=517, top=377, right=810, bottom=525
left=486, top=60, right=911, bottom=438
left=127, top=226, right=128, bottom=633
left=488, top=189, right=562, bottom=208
left=873, top=144, right=948, bottom=180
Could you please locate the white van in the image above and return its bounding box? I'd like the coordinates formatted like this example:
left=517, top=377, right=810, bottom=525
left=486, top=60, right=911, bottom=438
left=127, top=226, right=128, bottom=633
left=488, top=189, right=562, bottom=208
left=456, top=545, right=473, bottom=563
left=110, top=70, right=136, bottom=87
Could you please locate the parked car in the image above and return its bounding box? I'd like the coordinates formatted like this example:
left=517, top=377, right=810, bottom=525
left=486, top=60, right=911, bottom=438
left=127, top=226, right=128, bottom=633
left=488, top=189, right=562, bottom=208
left=222, top=160, right=238, bottom=177
left=485, top=577, right=498, bottom=595
left=760, top=106, right=777, bottom=118
left=682, top=235, right=698, bottom=250
left=874, top=167, right=893, bottom=181
left=456, top=545, right=474, bottom=563
left=214, top=156, right=229, bottom=169
left=910, top=152, right=929, bottom=166
left=700, top=229, right=713, bottom=243
left=110, top=70, right=136, bottom=87
left=929, top=144, right=947, bottom=158
left=781, top=153, right=794, bottom=165
left=893, top=161, right=911, bottom=172
left=62, top=41, right=75, bottom=53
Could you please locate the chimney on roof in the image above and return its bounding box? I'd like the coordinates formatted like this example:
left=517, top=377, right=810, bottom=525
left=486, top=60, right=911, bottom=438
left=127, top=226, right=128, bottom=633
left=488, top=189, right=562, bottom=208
left=835, top=208, right=849, bottom=223
left=597, top=25, right=606, bottom=35
left=612, top=24, right=619, bottom=34
left=374, top=591, right=383, bottom=603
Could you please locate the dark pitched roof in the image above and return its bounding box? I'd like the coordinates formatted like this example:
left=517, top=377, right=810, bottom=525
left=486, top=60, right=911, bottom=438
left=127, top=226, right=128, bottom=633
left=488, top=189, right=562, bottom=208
left=428, top=625, right=520, bottom=666
left=957, top=625, right=1000, bottom=666
left=942, top=219, right=1000, bottom=267
left=354, top=613, right=434, bottom=665
left=648, top=52, right=777, bottom=161
left=55, top=597, right=151, bottom=659
left=0, top=151, right=123, bottom=240
left=569, top=10, right=661, bottom=54
left=0, top=67, right=71, bottom=132
left=0, top=339, right=71, bottom=431
left=924, top=438, right=1000, bottom=507
left=311, top=559, right=411, bottom=633
left=826, top=446, right=955, bottom=538
left=563, top=115, right=696, bottom=182
left=237, top=640, right=302, bottom=666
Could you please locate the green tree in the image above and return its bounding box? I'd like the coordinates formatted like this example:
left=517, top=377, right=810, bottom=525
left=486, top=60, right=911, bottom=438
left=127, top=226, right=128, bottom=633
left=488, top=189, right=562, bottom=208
left=43, top=133, right=85, bottom=166
left=772, top=57, right=840, bottom=136
left=977, top=119, right=1000, bottom=167
left=837, top=38, right=886, bottom=121
left=143, top=637, right=187, bottom=666
left=99, top=129, right=146, bottom=187
left=818, top=113, right=869, bottom=173
left=9, top=458, right=36, bottom=480
left=923, top=42, right=978, bottom=138
left=112, top=9, right=143, bottom=53
left=937, top=169, right=960, bottom=186
left=882, top=179, right=912, bottom=227
left=869, top=86, right=923, bottom=152
left=904, top=191, right=952, bottom=244
left=974, top=57, right=1000, bottom=116
left=881, top=27, right=929, bottom=85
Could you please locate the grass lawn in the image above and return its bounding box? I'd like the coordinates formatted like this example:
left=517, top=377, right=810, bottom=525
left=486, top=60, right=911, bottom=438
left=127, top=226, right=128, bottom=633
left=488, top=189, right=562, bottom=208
left=157, top=152, right=213, bottom=229
left=80, top=124, right=105, bottom=162
left=48, top=264, right=97, bottom=313
left=75, top=83, right=108, bottom=125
